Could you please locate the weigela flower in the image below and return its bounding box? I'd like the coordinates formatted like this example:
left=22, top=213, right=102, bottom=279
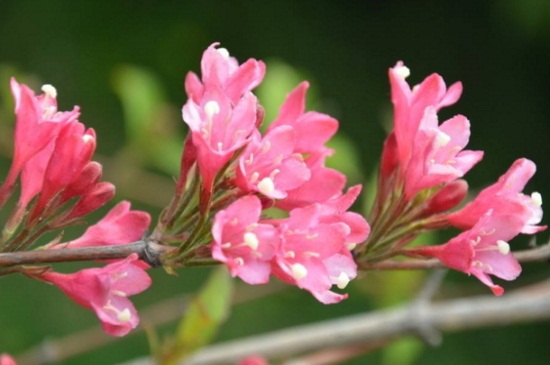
left=268, top=82, right=338, bottom=156
left=182, top=87, right=259, bottom=194
left=211, top=196, right=279, bottom=284
left=415, top=211, right=523, bottom=295
left=185, top=42, right=266, bottom=104
left=387, top=63, right=482, bottom=199
left=0, top=80, right=79, bottom=206
left=271, top=204, right=356, bottom=304
left=276, top=152, right=347, bottom=211
left=389, top=62, right=463, bottom=171
left=52, top=201, right=151, bottom=248
left=404, top=107, right=483, bottom=198
left=446, top=158, right=545, bottom=234
left=236, top=126, right=310, bottom=199
left=39, top=254, right=151, bottom=336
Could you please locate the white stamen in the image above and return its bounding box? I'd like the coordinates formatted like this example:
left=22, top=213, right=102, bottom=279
left=291, top=263, right=308, bottom=280
left=204, top=101, right=220, bottom=119
left=261, top=141, right=272, bottom=153
left=82, top=134, right=94, bottom=143
left=346, top=243, right=358, bottom=251
left=336, top=272, right=350, bottom=289
left=496, top=240, right=510, bottom=255
left=531, top=192, right=543, bottom=207
left=243, top=232, right=259, bottom=250
left=285, top=251, right=296, bottom=259
left=41, top=84, right=57, bottom=98
left=221, top=242, right=232, bottom=249
left=216, top=48, right=230, bottom=59
left=250, top=172, right=260, bottom=183
left=117, top=308, right=132, bottom=323
left=234, top=257, right=244, bottom=266
left=111, top=290, right=127, bottom=297
left=258, top=177, right=275, bottom=195
left=436, top=131, right=451, bottom=147
left=394, top=65, right=410, bottom=79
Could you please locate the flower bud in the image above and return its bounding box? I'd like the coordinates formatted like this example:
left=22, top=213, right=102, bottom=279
left=425, top=179, right=468, bottom=215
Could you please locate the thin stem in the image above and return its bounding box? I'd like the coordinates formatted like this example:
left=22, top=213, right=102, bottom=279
left=0, top=240, right=176, bottom=269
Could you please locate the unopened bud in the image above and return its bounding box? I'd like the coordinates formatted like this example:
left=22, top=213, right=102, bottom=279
left=426, top=180, right=469, bottom=215
left=64, top=182, right=115, bottom=221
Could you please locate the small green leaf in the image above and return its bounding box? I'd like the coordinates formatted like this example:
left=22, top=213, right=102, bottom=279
left=163, top=267, right=234, bottom=364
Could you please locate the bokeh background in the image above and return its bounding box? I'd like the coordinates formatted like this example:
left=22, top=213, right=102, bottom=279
left=1, top=1, right=549, bottom=364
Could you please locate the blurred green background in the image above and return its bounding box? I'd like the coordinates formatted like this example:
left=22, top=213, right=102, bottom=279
left=1, top=1, right=549, bottom=364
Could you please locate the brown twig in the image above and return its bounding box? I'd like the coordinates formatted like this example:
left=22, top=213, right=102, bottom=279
left=146, top=279, right=550, bottom=365
left=0, top=240, right=175, bottom=269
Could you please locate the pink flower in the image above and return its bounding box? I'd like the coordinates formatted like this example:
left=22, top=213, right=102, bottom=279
left=271, top=204, right=355, bottom=304
left=238, top=356, right=269, bottom=365
left=389, top=62, right=463, bottom=170
left=404, top=107, right=483, bottom=198
left=185, top=43, right=266, bottom=103
left=415, top=211, right=523, bottom=295
left=212, top=196, right=279, bottom=284
left=0, top=354, right=16, bottom=365
left=276, top=152, right=347, bottom=211
left=39, top=254, right=152, bottom=336
left=28, top=122, right=97, bottom=220
left=0, top=80, right=79, bottom=205
left=53, top=201, right=151, bottom=248
left=236, top=126, right=310, bottom=199
left=318, top=185, right=370, bottom=245
left=182, top=87, right=258, bottom=194
left=446, top=158, right=545, bottom=234
left=268, top=82, right=338, bottom=156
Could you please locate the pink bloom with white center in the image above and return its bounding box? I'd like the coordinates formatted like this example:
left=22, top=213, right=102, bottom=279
left=271, top=204, right=355, bottom=304
left=0, top=80, right=79, bottom=205
left=185, top=43, right=266, bottom=103
left=389, top=62, right=463, bottom=171
left=212, top=196, right=279, bottom=285
left=236, top=126, right=310, bottom=199
left=404, top=107, right=483, bottom=198
left=39, top=254, right=151, bottom=337
left=0, top=354, right=16, bottom=365
left=53, top=201, right=151, bottom=248
left=415, top=211, right=523, bottom=295
left=268, top=82, right=338, bottom=156
left=182, top=87, right=258, bottom=193
left=446, top=158, right=545, bottom=234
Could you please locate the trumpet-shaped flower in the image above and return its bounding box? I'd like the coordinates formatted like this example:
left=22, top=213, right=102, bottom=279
left=53, top=201, right=151, bottom=248
left=272, top=204, right=355, bottom=304
left=182, top=87, right=258, bottom=193
left=236, top=126, right=310, bottom=199
left=415, top=211, right=523, bottom=295
left=185, top=42, right=266, bottom=103
left=446, top=158, right=545, bottom=234
left=39, top=254, right=151, bottom=336
left=212, top=196, right=279, bottom=284
left=404, top=108, right=483, bottom=198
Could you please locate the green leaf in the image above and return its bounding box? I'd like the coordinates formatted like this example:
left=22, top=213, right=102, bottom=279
left=111, top=65, right=183, bottom=175
left=162, top=267, right=234, bottom=364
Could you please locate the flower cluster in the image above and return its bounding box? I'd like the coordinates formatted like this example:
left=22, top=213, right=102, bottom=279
left=156, top=44, right=369, bottom=303
left=0, top=81, right=152, bottom=336
left=359, top=62, right=545, bottom=295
